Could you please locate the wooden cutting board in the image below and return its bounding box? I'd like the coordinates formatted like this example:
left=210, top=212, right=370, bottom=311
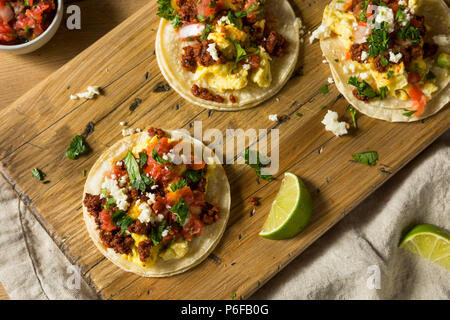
left=0, top=0, right=448, bottom=300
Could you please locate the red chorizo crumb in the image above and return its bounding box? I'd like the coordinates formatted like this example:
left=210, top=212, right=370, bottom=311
left=229, top=94, right=237, bottom=104
left=148, top=127, right=166, bottom=138
left=191, top=84, right=225, bottom=103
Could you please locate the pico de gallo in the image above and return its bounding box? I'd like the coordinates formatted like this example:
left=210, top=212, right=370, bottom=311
left=83, top=128, right=221, bottom=268
left=0, top=0, right=56, bottom=45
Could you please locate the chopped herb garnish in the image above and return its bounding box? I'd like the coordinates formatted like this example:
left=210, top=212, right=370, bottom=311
left=105, top=197, right=116, bottom=210
left=347, top=106, right=358, bottom=129
left=139, top=152, right=148, bottom=169
left=352, top=151, right=378, bottom=166
left=402, top=109, right=417, bottom=117
left=228, top=38, right=259, bottom=73
left=319, top=84, right=329, bottom=94
left=380, top=56, right=388, bottom=67
left=169, top=198, right=190, bottom=226
left=170, top=178, right=188, bottom=192
left=387, top=70, right=394, bottom=79
left=65, top=135, right=87, bottom=160
left=111, top=210, right=134, bottom=234
left=32, top=168, right=46, bottom=181
left=244, top=148, right=272, bottom=181
left=152, top=145, right=170, bottom=165
left=379, top=86, right=389, bottom=100
left=157, top=0, right=182, bottom=28
left=397, top=24, right=421, bottom=45
left=201, top=24, right=214, bottom=41
left=334, top=58, right=339, bottom=62
left=185, top=169, right=203, bottom=183
left=368, top=23, right=390, bottom=58
left=348, top=77, right=379, bottom=99
left=426, top=71, right=436, bottom=80
left=123, top=151, right=153, bottom=192
left=150, top=221, right=169, bottom=246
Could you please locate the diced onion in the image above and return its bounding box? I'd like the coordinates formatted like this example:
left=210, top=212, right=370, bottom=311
left=178, top=23, right=205, bottom=39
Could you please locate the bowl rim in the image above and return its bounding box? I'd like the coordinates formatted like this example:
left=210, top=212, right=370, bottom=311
left=0, top=0, right=63, bottom=50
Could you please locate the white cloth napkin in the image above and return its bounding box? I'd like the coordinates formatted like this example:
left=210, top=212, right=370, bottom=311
left=0, top=131, right=448, bottom=300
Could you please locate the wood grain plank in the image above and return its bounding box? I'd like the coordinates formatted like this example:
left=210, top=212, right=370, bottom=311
left=0, top=283, right=9, bottom=300
left=0, top=0, right=447, bottom=300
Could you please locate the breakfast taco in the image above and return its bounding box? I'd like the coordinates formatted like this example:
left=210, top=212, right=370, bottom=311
left=316, top=0, right=449, bottom=122
left=155, top=0, right=302, bottom=110
left=82, top=128, right=230, bottom=277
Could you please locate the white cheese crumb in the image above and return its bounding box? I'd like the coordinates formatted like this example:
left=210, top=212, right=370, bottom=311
left=389, top=50, right=402, bottom=63
left=372, top=6, right=395, bottom=33
left=122, top=128, right=135, bottom=136
left=207, top=43, right=219, bottom=61
left=161, top=229, right=169, bottom=238
left=359, top=72, right=369, bottom=80
left=217, top=15, right=231, bottom=26
left=71, top=86, right=101, bottom=100
left=322, top=59, right=328, bottom=64
left=119, top=121, right=127, bottom=126
left=162, top=153, right=169, bottom=161
left=146, top=192, right=156, bottom=204
left=138, top=202, right=153, bottom=224
left=135, top=128, right=141, bottom=133
left=157, top=214, right=165, bottom=223
left=321, top=110, right=348, bottom=137
left=361, top=51, right=368, bottom=61
left=243, top=64, right=251, bottom=70
left=349, top=63, right=356, bottom=73
left=151, top=185, right=158, bottom=190
left=268, top=114, right=279, bottom=122
left=309, top=24, right=331, bottom=44
left=327, top=77, right=334, bottom=84
left=398, top=0, right=407, bottom=5
left=101, top=177, right=129, bottom=211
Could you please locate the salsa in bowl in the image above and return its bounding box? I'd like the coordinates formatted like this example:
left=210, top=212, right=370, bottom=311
left=0, top=0, right=63, bottom=54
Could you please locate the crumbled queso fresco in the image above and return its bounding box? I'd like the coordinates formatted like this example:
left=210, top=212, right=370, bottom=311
left=321, top=110, right=348, bottom=137
left=70, top=86, right=101, bottom=100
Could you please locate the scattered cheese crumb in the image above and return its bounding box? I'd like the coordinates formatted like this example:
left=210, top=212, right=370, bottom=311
left=321, top=110, right=348, bottom=137
left=327, top=77, right=334, bottom=84
left=309, top=24, right=331, bottom=44
left=389, top=50, right=402, bottom=63
left=268, top=114, right=279, bottom=122
left=70, top=86, right=101, bottom=100
left=119, top=121, right=127, bottom=126
left=122, top=128, right=135, bottom=136
left=361, top=51, right=368, bottom=61
left=207, top=43, right=219, bottom=61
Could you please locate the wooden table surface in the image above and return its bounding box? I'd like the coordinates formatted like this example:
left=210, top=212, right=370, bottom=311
left=0, top=0, right=148, bottom=301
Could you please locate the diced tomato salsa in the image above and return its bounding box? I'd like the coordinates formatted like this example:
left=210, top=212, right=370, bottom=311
left=0, top=0, right=56, bottom=45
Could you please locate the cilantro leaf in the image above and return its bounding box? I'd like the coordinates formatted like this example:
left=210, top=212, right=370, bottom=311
left=319, top=84, right=329, bottom=94
left=244, top=148, right=273, bottom=181
left=123, top=151, right=151, bottom=192
left=185, top=169, right=203, bottom=183
left=169, top=198, right=190, bottom=226
left=32, top=168, right=46, bottom=181
left=111, top=210, right=134, bottom=234
left=150, top=221, right=169, bottom=246
left=379, top=86, right=389, bottom=100
left=348, top=77, right=379, bottom=99
left=157, top=0, right=182, bottom=28
left=368, top=25, right=390, bottom=58
left=347, top=106, right=358, bottom=129
left=170, top=178, right=188, bottom=192
left=402, top=109, right=417, bottom=118
left=387, top=70, right=394, bottom=79
left=352, top=151, right=378, bottom=166
left=228, top=38, right=259, bottom=73
left=139, top=152, right=148, bottom=169
left=152, top=145, right=169, bottom=165
left=65, top=135, right=87, bottom=160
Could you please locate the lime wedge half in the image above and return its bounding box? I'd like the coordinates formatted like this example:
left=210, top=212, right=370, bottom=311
left=259, top=172, right=313, bottom=240
left=399, top=224, right=450, bottom=270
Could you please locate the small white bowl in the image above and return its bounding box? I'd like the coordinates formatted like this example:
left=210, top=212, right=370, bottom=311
left=0, top=0, right=63, bottom=55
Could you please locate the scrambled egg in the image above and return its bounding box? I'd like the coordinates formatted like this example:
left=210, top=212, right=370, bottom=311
left=208, top=25, right=247, bottom=59
left=127, top=201, right=142, bottom=220
left=131, top=136, right=157, bottom=157
left=323, top=5, right=356, bottom=48
left=371, top=63, right=408, bottom=95
left=251, top=47, right=272, bottom=88
left=159, top=240, right=189, bottom=261
left=122, top=234, right=160, bottom=268
left=194, top=63, right=249, bottom=92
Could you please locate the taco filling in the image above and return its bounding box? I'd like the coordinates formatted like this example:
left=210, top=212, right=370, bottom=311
left=317, top=0, right=449, bottom=118
left=157, top=0, right=290, bottom=103
left=83, top=128, right=221, bottom=269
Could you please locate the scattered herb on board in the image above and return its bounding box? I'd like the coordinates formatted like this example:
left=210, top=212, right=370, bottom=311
left=352, top=151, right=378, bottom=166
left=31, top=168, right=46, bottom=181
left=244, top=148, right=273, bottom=181
left=319, top=84, right=329, bottom=94
left=347, top=106, right=358, bottom=129
left=65, top=135, right=87, bottom=160
left=295, top=111, right=303, bottom=117
left=82, top=169, right=87, bottom=177
left=231, top=292, right=237, bottom=299
left=320, top=105, right=327, bottom=110
left=111, top=210, right=134, bottom=234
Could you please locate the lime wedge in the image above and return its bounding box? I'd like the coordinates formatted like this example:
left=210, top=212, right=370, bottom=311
left=399, top=224, right=450, bottom=270
left=259, top=172, right=313, bottom=240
